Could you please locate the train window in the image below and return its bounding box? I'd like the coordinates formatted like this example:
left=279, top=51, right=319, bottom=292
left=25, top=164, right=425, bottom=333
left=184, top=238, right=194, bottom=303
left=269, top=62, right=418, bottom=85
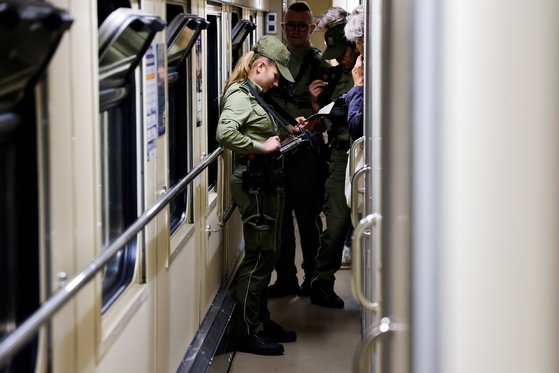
left=167, top=14, right=208, bottom=67
left=166, top=12, right=209, bottom=232
left=231, top=11, right=239, bottom=28
left=231, top=19, right=256, bottom=66
left=0, top=1, right=72, bottom=371
left=97, top=9, right=164, bottom=311
left=99, top=9, right=164, bottom=89
left=205, top=12, right=223, bottom=191
left=0, top=1, right=72, bottom=109
left=249, top=14, right=257, bottom=46
left=99, top=99, right=138, bottom=310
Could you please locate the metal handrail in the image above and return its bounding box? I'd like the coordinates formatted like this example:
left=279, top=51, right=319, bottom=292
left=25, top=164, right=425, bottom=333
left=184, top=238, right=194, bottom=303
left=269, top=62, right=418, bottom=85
left=351, top=213, right=381, bottom=311
left=217, top=152, right=225, bottom=225
left=351, top=165, right=370, bottom=227
left=349, top=136, right=365, bottom=176
left=217, top=151, right=237, bottom=227
left=0, top=147, right=224, bottom=367
left=220, top=203, right=237, bottom=226
left=349, top=137, right=367, bottom=228
left=353, top=317, right=408, bottom=372
left=353, top=317, right=392, bottom=373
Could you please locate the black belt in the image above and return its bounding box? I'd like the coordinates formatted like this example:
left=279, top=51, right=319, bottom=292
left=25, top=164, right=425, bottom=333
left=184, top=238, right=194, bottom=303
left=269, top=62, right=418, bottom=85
left=236, top=155, right=283, bottom=169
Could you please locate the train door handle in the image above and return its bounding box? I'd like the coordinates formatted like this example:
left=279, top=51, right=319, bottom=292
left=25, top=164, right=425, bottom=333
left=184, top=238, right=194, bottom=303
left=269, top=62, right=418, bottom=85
left=353, top=317, right=408, bottom=372
left=351, top=213, right=381, bottom=311
left=349, top=136, right=365, bottom=175
left=205, top=225, right=221, bottom=235
left=351, top=165, right=370, bottom=227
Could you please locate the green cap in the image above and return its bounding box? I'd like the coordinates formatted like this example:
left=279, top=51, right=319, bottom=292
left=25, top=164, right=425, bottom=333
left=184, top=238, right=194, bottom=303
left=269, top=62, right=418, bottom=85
left=252, top=36, right=294, bottom=82
left=321, top=23, right=348, bottom=60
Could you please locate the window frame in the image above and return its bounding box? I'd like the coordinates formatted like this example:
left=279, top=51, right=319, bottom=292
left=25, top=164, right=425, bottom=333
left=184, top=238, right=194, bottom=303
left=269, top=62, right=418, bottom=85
left=97, top=7, right=164, bottom=312
left=166, top=10, right=209, bottom=234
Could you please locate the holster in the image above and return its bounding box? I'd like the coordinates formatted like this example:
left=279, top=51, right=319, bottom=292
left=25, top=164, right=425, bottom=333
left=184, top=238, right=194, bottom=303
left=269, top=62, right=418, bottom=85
left=241, top=156, right=285, bottom=193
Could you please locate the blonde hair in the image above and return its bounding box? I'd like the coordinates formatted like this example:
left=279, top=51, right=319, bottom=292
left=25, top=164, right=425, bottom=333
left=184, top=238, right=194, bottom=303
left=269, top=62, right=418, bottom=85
left=222, top=52, right=273, bottom=94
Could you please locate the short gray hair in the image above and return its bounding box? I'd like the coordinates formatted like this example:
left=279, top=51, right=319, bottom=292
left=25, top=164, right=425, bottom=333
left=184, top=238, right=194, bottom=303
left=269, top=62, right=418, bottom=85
left=344, top=5, right=364, bottom=43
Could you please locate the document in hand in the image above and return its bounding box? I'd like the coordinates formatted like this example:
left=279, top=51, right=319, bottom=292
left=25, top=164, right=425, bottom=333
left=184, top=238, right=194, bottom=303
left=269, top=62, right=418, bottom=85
left=305, top=101, right=335, bottom=122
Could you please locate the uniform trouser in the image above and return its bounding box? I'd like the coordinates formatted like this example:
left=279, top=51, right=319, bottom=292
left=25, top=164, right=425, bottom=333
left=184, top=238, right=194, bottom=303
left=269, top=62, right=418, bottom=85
left=312, top=148, right=352, bottom=284
left=232, top=180, right=284, bottom=335
left=276, top=147, right=325, bottom=281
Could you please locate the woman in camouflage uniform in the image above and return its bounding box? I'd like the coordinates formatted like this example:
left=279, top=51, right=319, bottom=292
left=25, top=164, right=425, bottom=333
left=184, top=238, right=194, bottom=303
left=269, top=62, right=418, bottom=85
left=216, top=36, right=297, bottom=356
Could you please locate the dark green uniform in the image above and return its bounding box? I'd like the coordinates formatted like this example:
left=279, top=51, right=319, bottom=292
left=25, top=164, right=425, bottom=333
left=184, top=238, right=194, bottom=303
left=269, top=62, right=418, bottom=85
left=216, top=80, right=285, bottom=335
left=312, top=68, right=354, bottom=284
left=265, top=43, right=328, bottom=288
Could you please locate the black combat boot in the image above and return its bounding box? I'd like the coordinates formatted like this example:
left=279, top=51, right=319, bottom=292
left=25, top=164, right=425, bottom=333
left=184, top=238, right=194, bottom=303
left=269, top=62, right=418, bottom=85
left=237, top=331, right=285, bottom=355
left=310, top=281, right=344, bottom=309
left=263, top=320, right=297, bottom=343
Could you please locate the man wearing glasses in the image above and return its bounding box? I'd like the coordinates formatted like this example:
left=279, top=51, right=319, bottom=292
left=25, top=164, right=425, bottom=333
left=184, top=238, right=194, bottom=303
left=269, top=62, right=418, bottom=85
left=265, top=1, right=330, bottom=299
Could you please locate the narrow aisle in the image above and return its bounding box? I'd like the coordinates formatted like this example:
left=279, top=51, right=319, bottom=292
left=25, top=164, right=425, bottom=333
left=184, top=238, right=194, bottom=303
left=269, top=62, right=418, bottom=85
left=230, top=245, right=361, bottom=372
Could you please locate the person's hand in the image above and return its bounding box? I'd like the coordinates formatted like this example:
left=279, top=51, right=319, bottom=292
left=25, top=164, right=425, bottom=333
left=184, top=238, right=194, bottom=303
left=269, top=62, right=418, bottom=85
left=288, top=117, right=307, bottom=134
left=287, top=124, right=300, bottom=134
left=302, top=117, right=326, bottom=133
left=309, top=79, right=327, bottom=103
left=352, top=55, right=364, bottom=86
left=309, top=79, right=327, bottom=113
left=264, top=136, right=281, bottom=153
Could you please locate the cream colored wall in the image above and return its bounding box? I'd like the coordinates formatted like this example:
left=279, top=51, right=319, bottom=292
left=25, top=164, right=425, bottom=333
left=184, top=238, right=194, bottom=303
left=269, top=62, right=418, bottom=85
left=307, top=0, right=331, bottom=51
left=47, top=0, right=99, bottom=371
left=333, top=0, right=360, bottom=12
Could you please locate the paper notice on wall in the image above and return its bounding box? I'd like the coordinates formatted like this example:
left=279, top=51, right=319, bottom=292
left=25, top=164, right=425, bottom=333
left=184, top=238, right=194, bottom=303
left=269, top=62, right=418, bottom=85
left=145, top=44, right=158, bottom=161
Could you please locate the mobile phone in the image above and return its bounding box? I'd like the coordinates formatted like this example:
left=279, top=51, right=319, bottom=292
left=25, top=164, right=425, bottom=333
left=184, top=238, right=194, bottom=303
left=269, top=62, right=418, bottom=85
left=317, top=66, right=334, bottom=83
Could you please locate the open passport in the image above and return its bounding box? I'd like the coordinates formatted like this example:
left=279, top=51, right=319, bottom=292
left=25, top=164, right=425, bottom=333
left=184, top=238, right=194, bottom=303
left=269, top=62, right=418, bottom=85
left=305, top=101, right=335, bottom=122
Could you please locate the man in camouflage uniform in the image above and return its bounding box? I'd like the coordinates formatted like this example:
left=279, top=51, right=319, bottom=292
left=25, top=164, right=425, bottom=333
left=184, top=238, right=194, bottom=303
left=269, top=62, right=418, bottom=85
left=265, top=1, right=331, bottom=297
left=309, top=20, right=360, bottom=309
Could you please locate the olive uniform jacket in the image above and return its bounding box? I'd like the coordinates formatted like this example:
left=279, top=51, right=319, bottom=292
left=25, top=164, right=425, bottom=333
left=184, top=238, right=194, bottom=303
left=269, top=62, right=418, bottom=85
left=216, top=80, right=280, bottom=181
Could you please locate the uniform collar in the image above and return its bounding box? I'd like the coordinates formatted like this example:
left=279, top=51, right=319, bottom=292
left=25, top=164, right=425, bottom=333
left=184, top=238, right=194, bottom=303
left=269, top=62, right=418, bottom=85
left=245, top=79, right=264, bottom=94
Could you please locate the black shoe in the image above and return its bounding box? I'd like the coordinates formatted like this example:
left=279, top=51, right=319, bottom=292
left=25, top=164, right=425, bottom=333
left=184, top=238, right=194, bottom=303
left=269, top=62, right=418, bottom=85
left=311, top=282, right=344, bottom=309
left=268, top=278, right=299, bottom=298
left=237, top=331, right=284, bottom=356
left=296, top=278, right=312, bottom=297
left=263, top=320, right=297, bottom=343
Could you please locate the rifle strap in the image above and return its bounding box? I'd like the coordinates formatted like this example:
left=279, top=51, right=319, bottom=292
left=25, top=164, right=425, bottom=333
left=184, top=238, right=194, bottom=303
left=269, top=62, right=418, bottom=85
left=242, top=80, right=293, bottom=136
left=263, top=94, right=297, bottom=125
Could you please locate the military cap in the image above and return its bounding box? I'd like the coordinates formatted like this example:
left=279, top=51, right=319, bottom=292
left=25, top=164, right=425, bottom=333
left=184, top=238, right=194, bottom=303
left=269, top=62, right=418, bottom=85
left=252, top=35, right=294, bottom=82
left=321, top=23, right=349, bottom=60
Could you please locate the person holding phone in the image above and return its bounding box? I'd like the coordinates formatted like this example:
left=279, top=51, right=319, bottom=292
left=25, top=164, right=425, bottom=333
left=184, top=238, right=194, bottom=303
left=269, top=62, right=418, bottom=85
left=264, top=1, right=331, bottom=299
